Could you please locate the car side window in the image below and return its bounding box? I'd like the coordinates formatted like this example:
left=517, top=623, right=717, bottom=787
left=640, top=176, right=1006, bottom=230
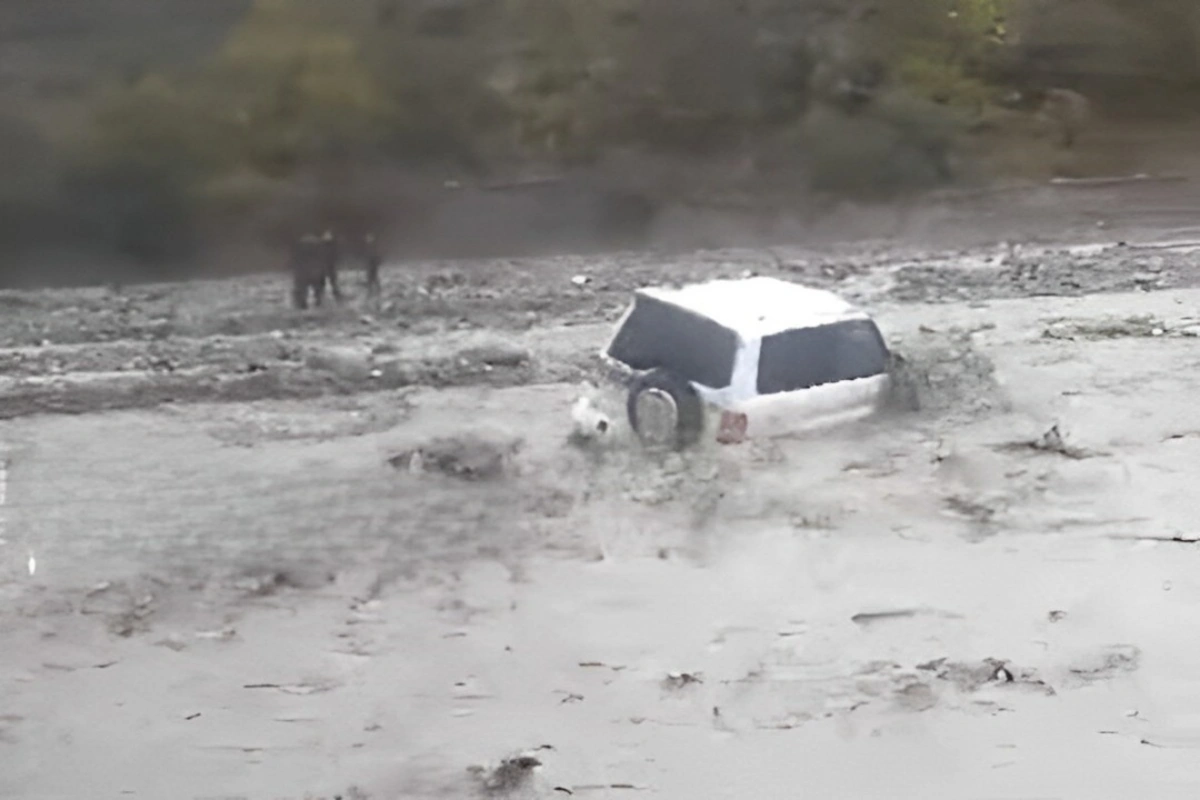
left=756, top=319, right=889, bottom=395
left=606, top=296, right=739, bottom=388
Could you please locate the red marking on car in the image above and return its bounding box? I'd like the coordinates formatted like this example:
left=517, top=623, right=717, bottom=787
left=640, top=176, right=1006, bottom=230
left=717, top=411, right=748, bottom=444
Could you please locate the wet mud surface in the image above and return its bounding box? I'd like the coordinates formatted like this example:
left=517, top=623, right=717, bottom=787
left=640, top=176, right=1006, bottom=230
left=5, top=182, right=1200, bottom=798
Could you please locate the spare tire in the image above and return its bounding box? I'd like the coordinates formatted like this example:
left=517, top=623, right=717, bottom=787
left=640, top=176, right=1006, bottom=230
left=626, top=368, right=705, bottom=450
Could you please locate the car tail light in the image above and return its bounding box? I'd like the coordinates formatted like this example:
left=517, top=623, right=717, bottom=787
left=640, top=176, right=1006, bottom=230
left=716, top=411, right=748, bottom=444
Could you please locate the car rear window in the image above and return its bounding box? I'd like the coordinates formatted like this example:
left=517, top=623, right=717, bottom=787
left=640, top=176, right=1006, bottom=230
left=606, top=294, right=739, bottom=389
left=756, top=318, right=890, bottom=395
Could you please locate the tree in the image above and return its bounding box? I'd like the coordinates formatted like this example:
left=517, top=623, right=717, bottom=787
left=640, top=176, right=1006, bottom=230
left=492, top=0, right=626, bottom=158
left=207, top=0, right=397, bottom=177
left=496, top=0, right=781, bottom=157
left=352, top=0, right=510, bottom=167
left=862, top=0, right=1016, bottom=111
left=60, top=73, right=238, bottom=266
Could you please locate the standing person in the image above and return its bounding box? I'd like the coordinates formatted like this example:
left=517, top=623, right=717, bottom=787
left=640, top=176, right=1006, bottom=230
left=319, top=229, right=343, bottom=305
left=289, top=232, right=324, bottom=310
left=289, top=230, right=343, bottom=309
left=363, top=232, right=382, bottom=300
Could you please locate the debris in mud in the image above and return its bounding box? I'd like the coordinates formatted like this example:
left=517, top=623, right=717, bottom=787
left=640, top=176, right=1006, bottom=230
left=108, top=610, right=151, bottom=638
left=662, top=671, right=703, bottom=690
left=919, top=657, right=1055, bottom=695
left=1043, top=315, right=1169, bottom=341
left=42, top=660, right=119, bottom=672
left=1028, top=424, right=1080, bottom=457
left=85, top=580, right=112, bottom=597
left=943, top=494, right=1005, bottom=526
left=468, top=752, right=543, bottom=795
left=853, top=609, right=919, bottom=626
left=1065, top=644, right=1141, bottom=684
left=455, top=342, right=530, bottom=368
left=567, top=394, right=612, bottom=448
left=993, top=424, right=1097, bottom=459
left=851, top=608, right=962, bottom=627
left=243, top=681, right=340, bottom=695
left=80, top=580, right=159, bottom=637
left=1114, top=532, right=1200, bottom=544
left=390, top=433, right=522, bottom=481
left=231, top=566, right=334, bottom=596
left=194, top=626, right=238, bottom=641
left=788, top=511, right=836, bottom=530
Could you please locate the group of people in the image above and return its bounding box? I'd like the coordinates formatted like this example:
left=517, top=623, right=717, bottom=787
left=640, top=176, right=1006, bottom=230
left=288, top=230, right=383, bottom=310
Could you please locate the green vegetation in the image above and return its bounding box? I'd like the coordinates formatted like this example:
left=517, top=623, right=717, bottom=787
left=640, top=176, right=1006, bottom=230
left=2, top=0, right=1199, bottom=280
left=211, top=0, right=397, bottom=174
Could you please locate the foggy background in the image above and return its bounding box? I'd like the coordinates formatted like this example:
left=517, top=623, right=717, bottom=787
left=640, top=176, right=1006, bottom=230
left=2, top=0, right=1199, bottom=288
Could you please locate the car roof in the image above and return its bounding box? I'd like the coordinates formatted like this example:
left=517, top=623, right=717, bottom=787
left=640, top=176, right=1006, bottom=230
left=636, top=276, right=869, bottom=338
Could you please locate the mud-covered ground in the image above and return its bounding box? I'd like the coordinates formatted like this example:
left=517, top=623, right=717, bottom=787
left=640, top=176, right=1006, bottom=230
left=4, top=180, right=1200, bottom=799
left=4, top=177, right=1200, bottom=421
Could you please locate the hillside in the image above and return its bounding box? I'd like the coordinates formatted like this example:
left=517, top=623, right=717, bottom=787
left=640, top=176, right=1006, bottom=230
left=2, top=0, right=1200, bottom=287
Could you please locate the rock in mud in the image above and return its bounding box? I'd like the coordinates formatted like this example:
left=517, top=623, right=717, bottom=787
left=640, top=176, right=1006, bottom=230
left=390, top=433, right=522, bottom=481
left=468, top=753, right=543, bottom=795
left=303, top=346, right=372, bottom=382
left=373, top=357, right=415, bottom=387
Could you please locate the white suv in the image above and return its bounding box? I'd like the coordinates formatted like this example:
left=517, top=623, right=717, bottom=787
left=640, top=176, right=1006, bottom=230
left=602, top=276, right=893, bottom=449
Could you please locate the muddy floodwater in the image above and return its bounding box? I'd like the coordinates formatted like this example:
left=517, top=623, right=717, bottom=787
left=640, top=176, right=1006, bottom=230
left=5, top=186, right=1200, bottom=798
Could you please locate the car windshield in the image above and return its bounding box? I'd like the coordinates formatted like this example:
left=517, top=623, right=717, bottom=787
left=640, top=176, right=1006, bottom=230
left=756, top=318, right=891, bottom=395
left=606, top=294, right=739, bottom=389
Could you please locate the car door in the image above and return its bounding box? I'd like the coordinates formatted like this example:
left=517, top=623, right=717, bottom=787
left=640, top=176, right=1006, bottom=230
left=733, top=318, right=891, bottom=436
